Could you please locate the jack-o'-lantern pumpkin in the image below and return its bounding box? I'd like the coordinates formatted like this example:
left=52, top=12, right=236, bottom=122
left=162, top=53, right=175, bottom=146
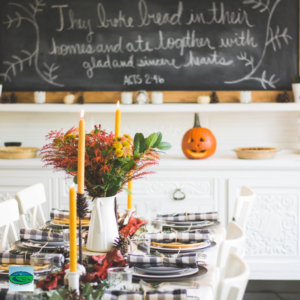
left=182, top=113, right=217, bottom=159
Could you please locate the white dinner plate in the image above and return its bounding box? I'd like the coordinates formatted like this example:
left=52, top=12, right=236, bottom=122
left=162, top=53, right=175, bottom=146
left=150, top=240, right=212, bottom=253
left=132, top=267, right=199, bottom=279
left=163, top=220, right=214, bottom=226
left=162, top=221, right=220, bottom=229
left=134, top=266, right=188, bottom=275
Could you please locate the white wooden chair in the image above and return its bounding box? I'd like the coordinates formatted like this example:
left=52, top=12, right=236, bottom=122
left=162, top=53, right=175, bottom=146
left=15, top=183, right=46, bottom=229
left=0, top=199, right=20, bottom=250
left=232, top=186, right=256, bottom=230
left=216, top=221, right=245, bottom=274
left=215, top=253, right=250, bottom=300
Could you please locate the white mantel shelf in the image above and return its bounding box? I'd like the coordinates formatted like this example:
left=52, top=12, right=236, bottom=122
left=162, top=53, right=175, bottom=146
left=1, top=151, right=299, bottom=171
left=1, top=103, right=300, bottom=113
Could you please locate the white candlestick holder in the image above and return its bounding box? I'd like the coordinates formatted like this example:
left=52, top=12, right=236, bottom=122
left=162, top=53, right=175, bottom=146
left=68, top=271, right=80, bottom=293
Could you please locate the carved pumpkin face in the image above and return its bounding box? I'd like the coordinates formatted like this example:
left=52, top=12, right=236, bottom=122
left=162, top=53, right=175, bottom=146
left=182, top=113, right=217, bottom=159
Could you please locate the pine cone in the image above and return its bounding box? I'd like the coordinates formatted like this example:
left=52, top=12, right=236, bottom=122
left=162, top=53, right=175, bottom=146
left=66, top=289, right=85, bottom=300
left=10, top=92, right=18, bottom=103
left=54, top=246, right=70, bottom=259
left=276, top=91, right=290, bottom=103
left=210, top=91, right=219, bottom=104
left=1, top=95, right=10, bottom=103
left=77, top=194, right=89, bottom=219
left=113, top=235, right=129, bottom=255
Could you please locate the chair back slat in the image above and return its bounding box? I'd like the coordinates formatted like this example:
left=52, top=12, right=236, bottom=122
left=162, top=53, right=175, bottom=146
left=215, top=253, right=250, bottom=300
left=15, top=183, right=46, bottom=228
left=232, top=186, right=256, bottom=230
left=0, top=199, right=19, bottom=250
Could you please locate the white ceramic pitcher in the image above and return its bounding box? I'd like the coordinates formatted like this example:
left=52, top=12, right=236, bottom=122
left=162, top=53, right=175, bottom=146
left=86, top=196, right=119, bottom=252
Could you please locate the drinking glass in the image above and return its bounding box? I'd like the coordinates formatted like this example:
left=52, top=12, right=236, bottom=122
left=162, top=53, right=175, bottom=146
left=129, top=238, right=150, bottom=255
left=151, top=219, right=163, bottom=232
left=30, top=254, right=53, bottom=275
left=108, top=267, right=133, bottom=290
left=144, top=202, right=162, bottom=221
left=63, top=229, right=79, bottom=248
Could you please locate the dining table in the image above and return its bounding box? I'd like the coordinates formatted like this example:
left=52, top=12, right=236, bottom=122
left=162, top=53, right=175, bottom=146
left=0, top=222, right=226, bottom=300
left=134, top=225, right=226, bottom=300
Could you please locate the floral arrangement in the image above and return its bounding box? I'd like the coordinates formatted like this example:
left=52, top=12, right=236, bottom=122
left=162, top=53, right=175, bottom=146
left=36, top=249, right=126, bottom=291
left=41, top=126, right=171, bottom=198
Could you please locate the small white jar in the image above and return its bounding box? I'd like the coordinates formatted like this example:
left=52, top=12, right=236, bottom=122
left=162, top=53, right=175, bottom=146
left=34, top=91, right=46, bottom=104
left=240, top=91, right=252, bottom=104
left=121, top=92, right=133, bottom=105
left=151, top=92, right=163, bottom=104
left=197, top=96, right=210, bottom=104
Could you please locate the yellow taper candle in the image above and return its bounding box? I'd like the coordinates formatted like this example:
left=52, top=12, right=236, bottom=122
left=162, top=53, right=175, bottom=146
left=69, top=184, right=77, bottom=272
left=78, top=110, right=85, bottom=194
left=127, top=175, right=133, bottom=209
left=115, top=101, right=121, bottom=137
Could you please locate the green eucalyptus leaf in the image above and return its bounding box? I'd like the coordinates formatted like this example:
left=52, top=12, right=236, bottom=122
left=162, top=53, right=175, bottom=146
left=73, top=176, right=78, bottom=184
left=122, top=186, right=132, bottom=194
left=49, top=292, right=63, bottom=300
left=153, top=132, right=162, bottom=148
left=157, top=142, right=172, bottom=150
left=82, top=283, right=93, bottom=296
left=145, top=133, right=157, bottom=148
left=134, top=133, right=145, bottom=153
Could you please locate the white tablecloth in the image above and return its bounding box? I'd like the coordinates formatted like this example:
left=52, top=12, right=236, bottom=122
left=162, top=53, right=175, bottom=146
left=135, top=225, right=226, bottom=300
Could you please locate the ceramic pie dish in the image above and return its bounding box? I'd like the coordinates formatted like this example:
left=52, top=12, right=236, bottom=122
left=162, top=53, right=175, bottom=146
left=234, top=147, right=280, bottom=159
left=0, top=147, right=39, bottom=159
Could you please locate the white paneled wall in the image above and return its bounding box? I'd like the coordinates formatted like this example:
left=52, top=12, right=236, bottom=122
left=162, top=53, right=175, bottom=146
left=0, top=111, right=299, bottom=153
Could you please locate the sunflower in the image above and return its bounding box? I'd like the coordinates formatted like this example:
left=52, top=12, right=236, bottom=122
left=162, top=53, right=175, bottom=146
left=115, top=149, right=123, bottom=157
left=113, top=142, right=122, bottom=150
left=122, top=140, right=130, bottom=148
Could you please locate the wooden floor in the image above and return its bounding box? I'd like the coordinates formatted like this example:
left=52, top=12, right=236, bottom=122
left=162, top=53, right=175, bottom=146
left=244, top=281, right=300, bottom=300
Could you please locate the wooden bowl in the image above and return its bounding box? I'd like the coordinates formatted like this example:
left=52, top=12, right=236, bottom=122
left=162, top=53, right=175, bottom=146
left=234, top=147, right=280, bottom=160
left=0, top=147, right=39, bottom=159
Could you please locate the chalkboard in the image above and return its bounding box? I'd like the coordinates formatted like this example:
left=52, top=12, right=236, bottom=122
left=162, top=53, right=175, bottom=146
left=0, top=0, right=298, bottom=91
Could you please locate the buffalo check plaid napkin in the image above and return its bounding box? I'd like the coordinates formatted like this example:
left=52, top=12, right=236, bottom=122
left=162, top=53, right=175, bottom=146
left=145, top=229, right=211, bottom=243
left=157, top=212, right=218, bottom=222
left=20, top=228, right=63, bottom=242
left=50, top=208, right=91, bottom=220
left=0, top=251, right=64, bottom=267
left=103, top=289, right=187, bottom=300
left=127, top=253, right=197, bottom=268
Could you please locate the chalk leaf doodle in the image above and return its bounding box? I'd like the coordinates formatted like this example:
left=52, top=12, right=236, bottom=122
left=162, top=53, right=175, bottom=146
left=0, top=0, right=64, bottom=86
left=225, top=0, right=292, bottom=89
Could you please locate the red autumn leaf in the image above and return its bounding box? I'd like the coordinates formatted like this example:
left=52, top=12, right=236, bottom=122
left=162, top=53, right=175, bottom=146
left=91, top=254, right=106, bottom=265
left=36, top=275, right=58, bottom=291
left=81, top=272, right=99, bottom=283
left=106, top=249, right=124, bottom=263
left=119, top=213, right=148, bottom=238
